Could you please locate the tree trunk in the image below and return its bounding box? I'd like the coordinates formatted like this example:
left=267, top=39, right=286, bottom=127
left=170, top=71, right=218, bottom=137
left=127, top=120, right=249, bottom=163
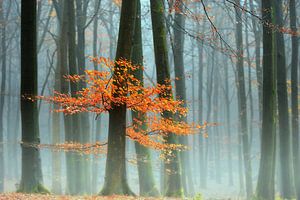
left=234, top=1, right=253, bottom=198
left=289, top=0, right=299, bottom=198
left=51, top=79, right=62, bottom=194
left=198, top=38, right=206, bottom=188
left=249, top=0, right=262, bottom=122
left=100, top=0, right=137, bottom=195
left=274, top=0, right=294, bottom=198
left=19, top=0, right=48, bottom=193
left=172, top=0, right=194, bottom=196
left=256, top=0, right=277, bottom=199
left=75, top=1, right=92, bottom=192
left=0, top=0, right=6, bottom=191
left=150, top=0, right=183, bottom=197
left=212, top=63, right=221, bottom=184
left=223, top=56, right=233, bottom=186
left=131, top=0, right=159, bottom=196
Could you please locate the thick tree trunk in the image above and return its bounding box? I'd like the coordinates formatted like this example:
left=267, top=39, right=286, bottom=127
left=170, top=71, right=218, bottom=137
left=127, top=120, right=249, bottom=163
left=19, top=0, right=48, bottom=193
left=100, top=0, right=137, bottom=195
left=274, top=0, right=294, bottom=198
left=289, top=0, right=299, bottom=198
left=256, top=0, right=277, bottom=199
left=150, top=0, right=183, bottom=197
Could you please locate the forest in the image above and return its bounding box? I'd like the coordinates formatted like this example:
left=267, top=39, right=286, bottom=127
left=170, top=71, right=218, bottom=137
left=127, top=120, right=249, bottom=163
left=0, top=0, right=299, bottom=199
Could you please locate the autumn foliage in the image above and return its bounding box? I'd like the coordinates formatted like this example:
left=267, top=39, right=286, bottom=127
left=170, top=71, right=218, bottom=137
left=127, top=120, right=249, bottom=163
left=40, top=57, right=206, bottom=152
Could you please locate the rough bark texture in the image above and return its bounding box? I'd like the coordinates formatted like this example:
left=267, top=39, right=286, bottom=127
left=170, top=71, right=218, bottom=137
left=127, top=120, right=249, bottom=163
left=256, top=0, right=276, bottom=199
left=19, top=0, right=48, bottom=193
left=100, top=0, right=137, bottom=195
left=150, top=0, right=183, bottom=197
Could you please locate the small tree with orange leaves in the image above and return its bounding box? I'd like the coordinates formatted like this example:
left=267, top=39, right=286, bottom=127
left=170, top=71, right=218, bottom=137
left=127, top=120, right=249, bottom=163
left=41, top=57, right=205, bottom=151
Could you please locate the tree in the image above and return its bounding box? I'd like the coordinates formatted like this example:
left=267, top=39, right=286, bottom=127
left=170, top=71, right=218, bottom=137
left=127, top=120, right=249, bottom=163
left=99, top=0, right=137, bottom=195
left=131, top=0, right=159, bottom=196
left=274, top=0, right=294, bottom=198
left=289, top=0, right=299, bottom=198
left=0, top=0, right=6, bottom=192
left=234, top=0, right=253, bottom=198
left=172, top=0, right=194, bottom=196
left=18, top=0, right=48, bottom=193
left=150, top=0, right=182, bottom=197
left=256, top=0, right=277, bottom=199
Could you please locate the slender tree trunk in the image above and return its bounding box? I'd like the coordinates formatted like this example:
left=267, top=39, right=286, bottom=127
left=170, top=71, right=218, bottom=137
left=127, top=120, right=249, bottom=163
left=212, top=64, right=221, bottom=184
left=131, top=0, right=159, bottom=196
left=274, top=0, right=294, bottom=198
left=75, top=1, right=92, bottom=192
left=0, top=0, right=6, bottom=191
left=245, top=21, right=254, bottom=146
left=290, top=0, right=299, bottom=198
left=234, top=1, right=253, bottom=198
left=249, top=0, right=262, bottom=122
left=172, top=0, right=194, bottom=196
left=205, top=49, right=215, bottom=184
left=51, top=69, right=62, bottom=194
left=54, top=0, right=76, bottom=195
left=92, top=0, right=101, bottom=193
left=100, top=0, right=137, bottom=195
left=19, top=0, right=48, bottom=193
left=223, top=56, right=233, bottom=186
left=150, top=0, right=183, bottom=197
left=64, top=1, right=83, bottom=194
left=256, top=0, right=277, bottom=199
left=198, top=39, right=206, bottom=188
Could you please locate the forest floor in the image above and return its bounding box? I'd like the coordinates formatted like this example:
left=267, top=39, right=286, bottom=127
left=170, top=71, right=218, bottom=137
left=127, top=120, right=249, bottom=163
left=0, top=193, right=185, bottom=200
left=0, top=193, right=241, bottom=200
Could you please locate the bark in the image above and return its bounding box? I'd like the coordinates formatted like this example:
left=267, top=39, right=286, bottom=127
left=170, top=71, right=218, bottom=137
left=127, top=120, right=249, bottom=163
left=234, top=1, right=253, bottom=198
left=100, top=0, right=137, bottom=195
left=290, top=0, right=299, bottom=198
left=172, top=0, right=194, bottom=196
left=256, top=0, right=277, bottom=199
left=18, top=0, right=48, bottom=193
left=150, top=0, right=183, bottom=197
left=274, top=0, right=294, bottom=198
left=131, top=0, right=159, bottom=196
left=75, top=1, right=92, bottom=192
left=54, top=0, right=76, bottom=195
